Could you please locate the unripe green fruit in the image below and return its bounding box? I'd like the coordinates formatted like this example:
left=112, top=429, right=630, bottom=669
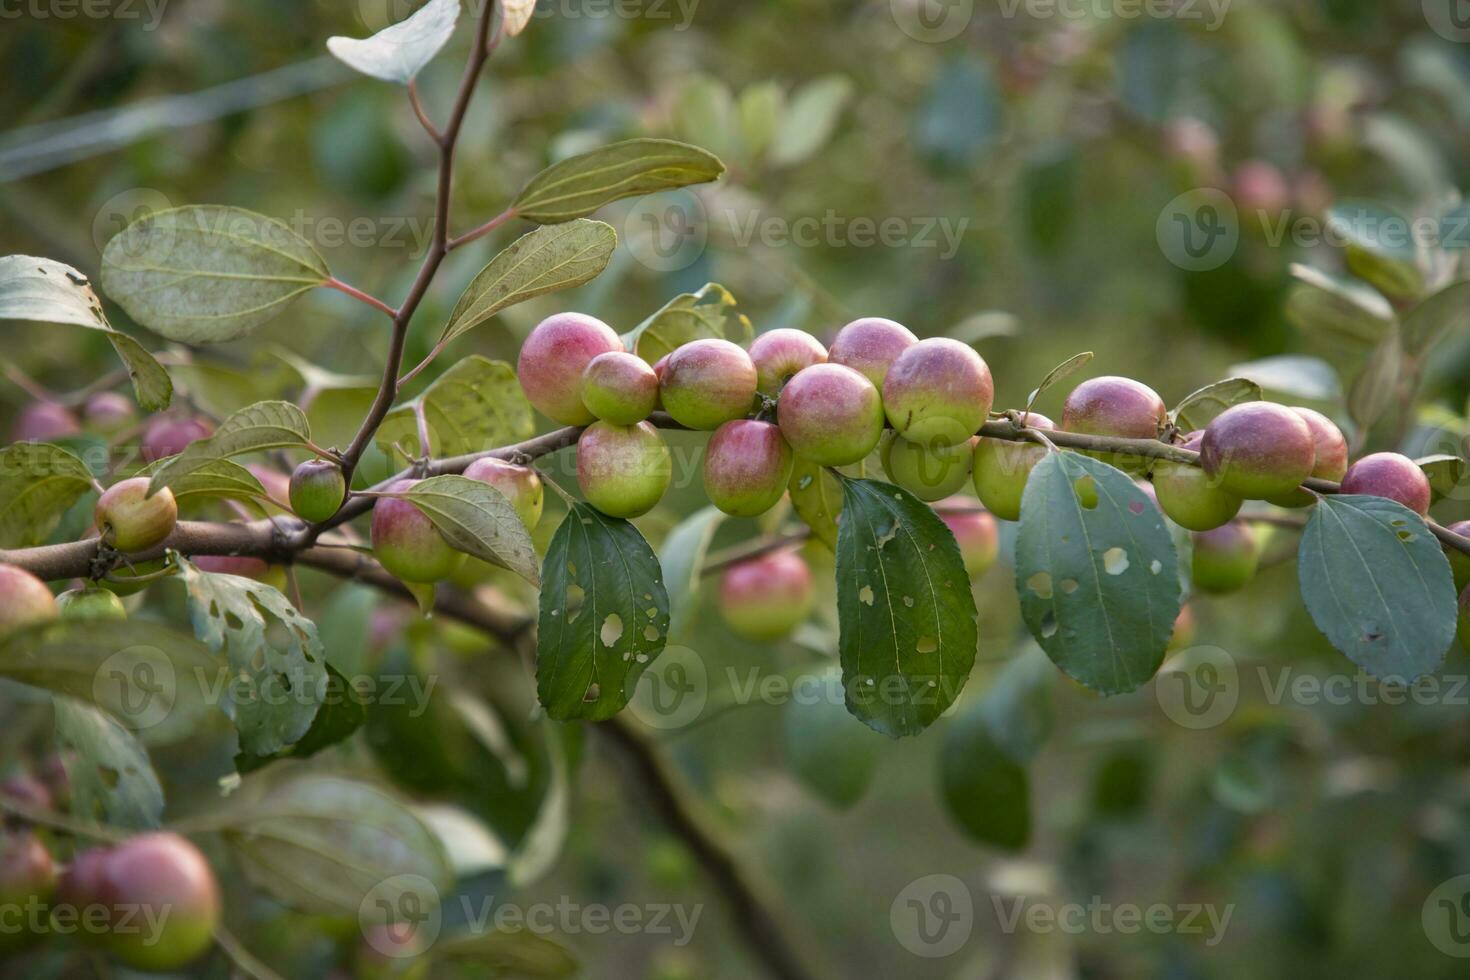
left=0, top=566, right=59, bottom=639
left=581, top=350, right=659, bottom=424
left=1061, top=376, right=1168, bottom=473
left=748, top=329, right=827, bottom=395
left=703, top=420, right=794, bottom=517
left=1199, top=402, right=1315, bottom=500
left=57, top=587, right=127, bottom=621
left=1151, top=431, right=1243, bottom=531
left=517, top=312, right=624, bottom=425
left=372, top=480, right=466, bottom=583
left=777, top=363, right=884, bottom=466
left=140, top=415, right=213, bottom=463
left=1339, top=452, right=1431, bottom=515
left=463, top=457, right=545, bottom=530
left=971, top=414, right=1054, bottom=521
left=659, top=339, right=758, bottom=430
left=719, top=550, right=813, bottom=642
left=826, top=317, right=917, bottom=389
left=1191, top=521, right=1259, bottom=595
left=882, top=338, right=994, bottom=449
left=290, top=459, right=347, bottom=523
left=0, top=829, right=56, bottom=953
left=96, top=832, right=220, bottom=972
left=576, top=421, right=672, bottom=518
left=940, top=505, right=999, bottom=578
left=881, top=433, right=972, bottom=501
left=95, top=478, right=178, bottom=553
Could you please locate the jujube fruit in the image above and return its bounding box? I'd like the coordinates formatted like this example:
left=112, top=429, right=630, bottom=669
left=1191, top=521, right=1259, bottom=594
left=371, top=479, right=465, bottom=583
left=719, top=550, right=814, bottom=642
left=1061, top=376, right=1168, bottom=472
left=881, top=433, right=973, bottom=502
left=748, top=329, right=827, bottom=395
left=658, top=339, right=758, bottom=430
left=517, top=312, right=623, bottom=426
left=141, top=415, right=213, bottom=463
left=289, top=459, right=347, bottom=523
left=882, top=337, right=993, bottom=449
left=463, top=457, right=545, bottom=530
left=56, top=587, right=127, bottom=621
left=0, top=566, right=58, bottom=639
left=0, top=830, right=56, bottom=953
left=777, top=363, right=884, bottom=466
left=971, top=413, right=1054, bottom=521
left=1151, top=431, right=1242, bottom=532
left=94, top=478, right=178, bottom=553
left=1199, top=402, right=1315, bottom=500
left=1267, top=406, right=1348, bottom=507
left=11, top=401, right=79, bottom=443
left=940, top=505, right=1000, bottom=578
left=581, top=351, right=659, bottom=425
left=703, top=419, right=794, bottom=517
left=1339, top=452, right=1431, bottom=515
left=576, top=421, right=672, bottom=519
left=94, top=832, right=220, bottom=971
left=826, top=317, right=917, bottom=389
left=82, top=392, right=135, bottom=434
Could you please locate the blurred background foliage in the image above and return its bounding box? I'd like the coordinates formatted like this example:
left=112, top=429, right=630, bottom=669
left=7, top=1, right=1470, bottom=978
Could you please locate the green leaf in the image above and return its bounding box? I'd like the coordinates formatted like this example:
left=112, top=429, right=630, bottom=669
left=221, top=774, right=452, bottom=917
left=512, top=139, right=725, bottom=224
left=621, top=282, right=753, bottom=365
left=660, top=506, right=726, bottom=643
left=101, top=205, right=330, bottom=343
left=1228, top=354, right=1341, bottom=402
left=769, top=75, right=853, bottom=168
left=939, top=701, right=1029, bottom=850
left=1025, top=351, right=1092, bottom=413
left=1284, top=262, right=1396, bottom=349
left=437, top=928, right=579, bottom=977
left=0, top=442, right=95, bottom=547
left=179, top=559, right=327, bottom=757
left=782, top=666, right=882, bottom=808
left=737, top=81, right=785, bottom=164
left=672, top=75, right=738, bottom=166
left=536, top=504, right=670, bottom=721
left=149, top=400, right=312, bottom=496
left=234, top=663, right=366, bottom=775
left=1402, top=279, right=1470, bottom=356
left=386, top=475, right=540, bottom=586
left=326, top=0, right=459, bottom=84
left=1015, top=452, right=1180, bottom=695
left=834, top=478, right=978, bottom=737
left=139, top=456, right=269, bottom=504
left=1297, top=495, right=1456, bottom=680
left=789, top=458, right=842, bottom=551
left=54, top=696, right=163, bottom=829
left=1347, top=329, right=1403, bottom=434
left=1326, top=201, right=1425, bottom=301
left=1172, top=377, right=1263, bottom=431
left=1418, top=454, right=1466, bottom=505
left=0, top=255, right=171, bottom=409
left=378, top=356, right=533, bottom=461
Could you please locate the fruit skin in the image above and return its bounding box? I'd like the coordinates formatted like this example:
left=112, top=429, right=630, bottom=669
left=881, top=433, right=972, bottom=502
left=95, top=832, right=220, bottom=971
left=463, top=457, right=545, bottom=530
left=1191, top=521, right=1259, bottom=594
left=882, top=338, right=994, bottom=449
left=11, top=401, right=80, bottom=443
left=82, top=392, right=135, bottom=434
left=576, top=421, right=672, bottom=519
left=1151, top=431, right=1243, bottom=532
left=1061, top=376, right=1167, bottom=472
left=971, top=413, right=1054, bottom=521
left=517, top=312, right=623, bottom=425
left=1446, top=520, right=1470, bottom=592
left=0, top=830, right=56, bottom=952
left=748, top=329, right=827, bottom=395
left=371, top=479, right=466, bottom=583
left=289, top=459, right=347, bottom=523
left=0, top=566, right=59, bottom=639
left=95, top=478, right=178, bottom=553
left=659, top=339, right=758, bottom=430
left=718, top=550, right=813, bottom=642
left=1169, top=604, right=1197, bottom=651
left=1199, top=402, right=1316, bottom=500
left=940, top=505, right=1000, bottom=578
left=581, top=351, right=659, bottom=425
left=141, top=415, right=213, bottom=463
left=1267, top=407, right=1349, bottom=507
left=777, top=363, right=885, bottom=466
left=826, top=317, right=917, bottom=389
left=1339, top=452, right=1432, bottom=516
left=703, top=420, right=794, bottom=517
left=356, top=921, right=431, bottom=980
left=57, top=587, right=127, bottom=621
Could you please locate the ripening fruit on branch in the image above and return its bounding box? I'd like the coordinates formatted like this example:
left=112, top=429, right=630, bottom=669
left=1061, top=376, right=1167, bottom=472
left=517, top=312, right=623, bottom=426
left=11, top=401, right=80, bottom=443
left=1266, top=406, right=1348, bottom=507
left=972, top=413, right=1054, bottom=521
left=748, top=328, right=827, bottom=395
left=140, top=414, right=213, bottom=463
left=826, top=317, right=917, bottom=389
left=703, top=419, right=794, bottom=517
left=581, top=351, right=659, bottom=425
left=0, top=566, right=58, bottom=639
left=719, top=549, right=814, bottom=642
left=576, top=420, right=672, bottom=518
left=1339, top=452, right=1431, bottom=515
left=883, top=338, right=994, bottom=449
left=1199, top=402, right=1315, bottom=500
left=82, top=392, right=135, bottom=435
left=1191, top=520, right=1259, bottom=594
left=1152, top=431, right=1243, bottom=532
left=290, top=459, right=347, bottom=523
left=95, top=832, right=221, bottom=971
left=57, top=587, right=127, bottom=621
left=463, top=456, right=545, bottom=530
left=658, top=339, right=758, bottom=430
left=940, top=505, right=999, bottom=578
left=777, top=363, right=885, bottom=466
left=95, top=478, right=178, bottom=553
left=372, top=479, right=465, bottom=583
left=881, top=433, right=973, bottom=501
left=0, top=830, right=55, bottom=953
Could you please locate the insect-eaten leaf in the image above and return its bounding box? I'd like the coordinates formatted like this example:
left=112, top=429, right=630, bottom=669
left=54, top=696, right=164, bottom=829
left=512, top=139, right=724, bottom=224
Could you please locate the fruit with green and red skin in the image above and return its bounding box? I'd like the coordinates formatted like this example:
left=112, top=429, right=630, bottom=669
left=11, top=401, right=79, bottom=443
left=82, top=392, right=135, bottom=434
left=1151, top=431, right=1243, bottom=531
left=881, top=433, right=972, bottom=501
left=658, top=339, right=758, bottom=430
left=1339, top=452, right=1432, bottom=515
left=95, top=832, right=220, bottom=971
left=703, top=419, right=794, bottom=517
left=826, top=317, right=917, bottom=389
left=718, top=550, right=813, bottom=642
left=517, top=312, right=623, bottom=426
left=289, top=459, right=347, bottom=523
left=1191, top=520, right=1259, bottom=594
left=95, top=478, right=177, bottom=553
left=1445, top=520, right=1470, bottom=592
left=940, top=505, right=999, bottom=578
left=971, top=413, right=1054, bottom=521
left=0, top=566, right=58, bottom=639
left=777, top=363, right=884, bottom=466
left=463, top=457, right=545, bottom=529
left=581, top=350, right=659, bottom=424
left=576, top=421, right=672, bottom=518
left=0, top=830, right=56, bottom=952
left=748, top=329, right=827, bottom=395
left=1, top=772, right=52, bottom=829
left=1199, top=402, right=1315, bottom=500
left=1266, top=407, right=1349, bottom=507
left=371, top=480, right=465, bottom=583
left=57, top=587, right=127, bottom=621
left=140, top=415, right=213, bottom=463
left=883, top=338, right=994, bottom=449
left=1061, top=376, right=1168, bottom=472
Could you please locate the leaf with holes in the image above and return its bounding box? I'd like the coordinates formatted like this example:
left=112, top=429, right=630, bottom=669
left=789, top=458, right=842, bottom=551
left=326, top=0, right=459, bottom=84
left=1015, top=452, right=1180, bottom=695
left=149, top=400, right=312, bottom=495
left=234, top=663, right=366, bottom=775
left=54, top=696, right=163, bottom=829
left=0, top=442, right=95, bottom=548
left=512, top=139, right=724, bottom=224
left=834, top=478, right=978, bottom=737
left=1297, top=495, right=1456, bottom=680
left=622, top=282, right=753, bottom=365
left=1172, top=378, right=1262, bottom=431
left=537, top=504, right=670, bottom=721
left=377, top=356, right=533, bottom=461
left=387, top=475, right=539, bottom=586
left=660, top=506, right=725, bottom=642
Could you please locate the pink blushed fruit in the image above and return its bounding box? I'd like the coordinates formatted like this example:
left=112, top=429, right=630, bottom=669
left=96, top=832, right=220, bottom=971
left=95, top=478, right=178, bottom=553
left=659, top=339, right=758, bottom=430
left=141, top=415, right=213, bottom=463
left=82, top=392, right=135, bottom=434
left=581, top=350, right=659, bottom=424
left=719, top=550, right=814, bottom=642
left=11, top=401, right=79, bottom=443
left=0, top=830, right=56, bottom=953
left=576, top=421, right=672, bottom=518
left=703, top=419, right=794, bottom=517
left=940, top=505, right=999, bottom=578
left=517, top=312, right=623, bottom=426
left=0, top=566, right=58, bottom=640
left=748, top=329, right=827, bottom=395
left=372, top=480, right=465, bottom=583
left=826, top=317, right=917, bottom=389
left=1267, top=407, right=1348, bottom=507
left=463, top=457, right=545, bottom=530
left=883, top=338, right=994, bottom=449
left=1199, top=402, right=1315, bottom=500
left=777, top=363, right=885, bottom=466
left=1339, top=452, right=1432, bottom=515
left=971, top=413, right=1054, bottom=522
left=1061, top=377, right=1168, bottom=472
